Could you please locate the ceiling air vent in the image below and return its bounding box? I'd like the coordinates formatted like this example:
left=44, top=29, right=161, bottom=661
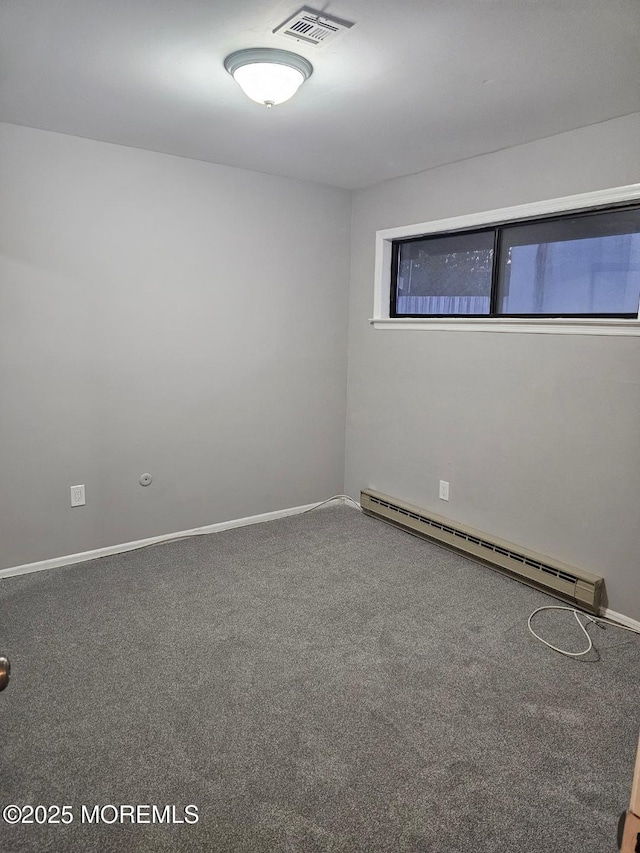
left=273, top=7, right=355, bottom=47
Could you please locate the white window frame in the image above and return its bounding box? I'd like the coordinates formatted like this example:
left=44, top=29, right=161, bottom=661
left=372, top=183, right=640, bottom=335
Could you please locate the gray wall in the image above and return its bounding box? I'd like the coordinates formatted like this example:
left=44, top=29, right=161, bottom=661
left=0, top=123, right=351, bottom=568
left=345, top=113, right=640, bottom=619
left=2, top=113, right=640, bottom=620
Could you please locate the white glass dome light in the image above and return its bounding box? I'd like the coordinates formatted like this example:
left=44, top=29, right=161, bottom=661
left=224, top=48, right=313, bottom=108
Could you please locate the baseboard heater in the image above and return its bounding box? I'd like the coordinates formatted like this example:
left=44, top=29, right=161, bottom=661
left=361, top=489, right=604, bottom=614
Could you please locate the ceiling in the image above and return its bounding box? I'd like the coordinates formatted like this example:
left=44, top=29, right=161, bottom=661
left=1, top=0, right=639, bottom=189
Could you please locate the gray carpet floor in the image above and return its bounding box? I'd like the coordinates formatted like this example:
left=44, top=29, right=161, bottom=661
left=0, top=505, right=638, bottom=852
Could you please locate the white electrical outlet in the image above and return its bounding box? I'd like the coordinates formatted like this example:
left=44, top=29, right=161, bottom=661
left=70, top=484, right=85, bottom=507
left=439, top=480, right=450, bottom=501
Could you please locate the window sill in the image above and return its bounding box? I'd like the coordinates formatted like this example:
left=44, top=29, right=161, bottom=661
left=369, top=317, right=640, bottom=336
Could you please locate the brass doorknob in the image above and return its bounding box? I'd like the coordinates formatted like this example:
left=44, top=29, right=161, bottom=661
left=0, top=656, right=10, bottom=691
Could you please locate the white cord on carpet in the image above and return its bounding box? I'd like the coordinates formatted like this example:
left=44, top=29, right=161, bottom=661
left=301, top=494, right=362, bottom=513
left=141, top=494, right=360, bottom=552
left=528, top=605, right=640, bottom=657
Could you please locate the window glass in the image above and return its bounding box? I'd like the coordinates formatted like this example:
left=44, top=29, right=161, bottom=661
left=497, top=209, right=640, bottom=315
left=391, top=204, right=640, bottom=319
left=394, top=231, right=494, bottom=316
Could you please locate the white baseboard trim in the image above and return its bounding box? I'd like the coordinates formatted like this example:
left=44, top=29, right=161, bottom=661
left=600, top=607, right=640, bottom=633
left=0, top=497, right=349, bottom=582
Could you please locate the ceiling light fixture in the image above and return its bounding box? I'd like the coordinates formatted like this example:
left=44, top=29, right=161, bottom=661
left=224, top=48, right=313, bottom=108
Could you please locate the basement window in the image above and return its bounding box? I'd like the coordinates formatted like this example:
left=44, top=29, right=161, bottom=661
left=372, top=184, right=640, bottom=335
left=394, top=229, right=494, bottom=316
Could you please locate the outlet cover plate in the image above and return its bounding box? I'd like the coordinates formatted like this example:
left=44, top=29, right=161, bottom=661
left=71, top=484, right=86, bottom=507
